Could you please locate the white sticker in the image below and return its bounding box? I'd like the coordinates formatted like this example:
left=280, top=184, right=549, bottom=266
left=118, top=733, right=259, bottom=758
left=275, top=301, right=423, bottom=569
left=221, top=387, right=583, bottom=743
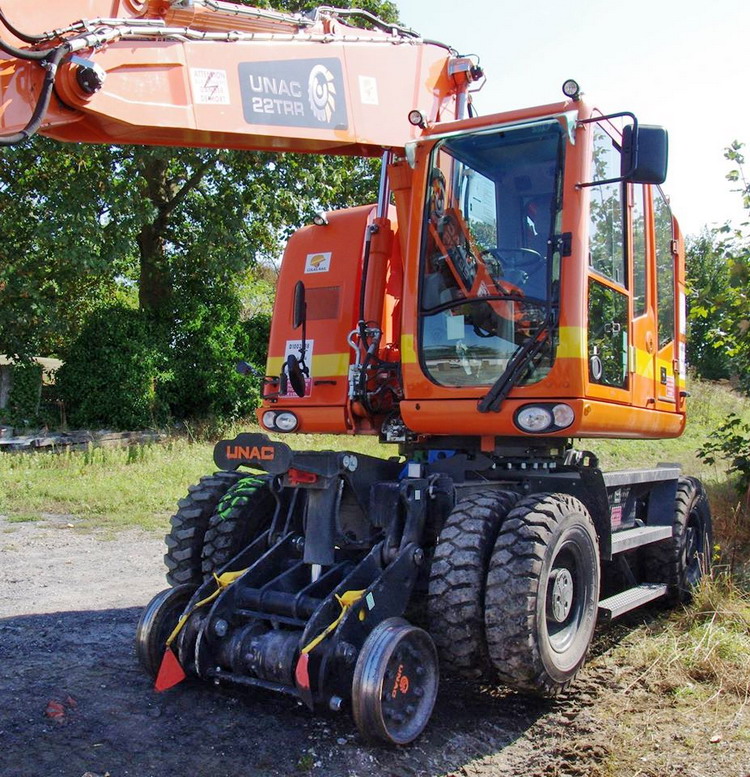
left=283, top=339, right=314, bottom=397
left=190, top=68, right=230, bottom=105
left=679, top=341, right=687, bottom=378
left=358, top=75, right=379, bottom=105
left=304, top=251, right=331, bottom=274
left=446, top=314, right=464, bottom=340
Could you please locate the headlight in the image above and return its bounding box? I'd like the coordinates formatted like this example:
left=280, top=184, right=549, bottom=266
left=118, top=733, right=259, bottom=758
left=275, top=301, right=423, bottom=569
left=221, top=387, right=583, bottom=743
left=261, top=410, right=277, bottom=430
left=274, top=411, right=299, bottom=432
left=514, top=403, right=575, bottom=433
left=552, top=403, right=575, bottom=429
left=516, top=406, right=554, bottom=433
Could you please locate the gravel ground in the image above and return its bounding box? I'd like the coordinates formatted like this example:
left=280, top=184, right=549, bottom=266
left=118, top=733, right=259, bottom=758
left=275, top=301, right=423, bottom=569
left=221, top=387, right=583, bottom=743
left=0, top=515, right=747, bottom=777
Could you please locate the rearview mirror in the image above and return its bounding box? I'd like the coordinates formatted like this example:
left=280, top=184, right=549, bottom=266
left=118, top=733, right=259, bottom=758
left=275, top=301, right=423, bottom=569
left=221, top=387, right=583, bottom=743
left=293, top=280, right=306, bottom=330
left=621, top=124, right=668, bottom=184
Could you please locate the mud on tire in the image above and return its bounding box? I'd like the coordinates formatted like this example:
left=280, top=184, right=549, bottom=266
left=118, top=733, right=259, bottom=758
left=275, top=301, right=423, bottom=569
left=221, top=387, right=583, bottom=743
left=485, top=492, right=599, bottom=697
left=201, top=474, right=276, bottom=577
left=427, top=490, right=520, bottom=680
left=164, top=471, right=243, bottom=586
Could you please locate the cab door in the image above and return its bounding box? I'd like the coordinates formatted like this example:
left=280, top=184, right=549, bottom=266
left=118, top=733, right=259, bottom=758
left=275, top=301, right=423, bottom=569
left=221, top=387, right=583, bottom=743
left=628, top=182, right=658, bottom=408
left=585, top=123, right=631, bottom=406
left=652, top=188, right=680, bottom=411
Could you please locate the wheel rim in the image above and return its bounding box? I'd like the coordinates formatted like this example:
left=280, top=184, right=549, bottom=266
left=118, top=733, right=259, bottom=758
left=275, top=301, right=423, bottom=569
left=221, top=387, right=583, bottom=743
left=352, top=619, right=439, bottom=745
left=545, top=540, right=591, bottom=656
left=136, top=585, right=196, bottom=677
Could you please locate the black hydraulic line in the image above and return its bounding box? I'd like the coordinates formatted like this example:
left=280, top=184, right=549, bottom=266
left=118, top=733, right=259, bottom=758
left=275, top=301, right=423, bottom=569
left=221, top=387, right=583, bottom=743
left=0, top=6, right=49, bottom=43
left=0, top=34, right=58, bottom=60
left=0, top=45, right=68, bottom=146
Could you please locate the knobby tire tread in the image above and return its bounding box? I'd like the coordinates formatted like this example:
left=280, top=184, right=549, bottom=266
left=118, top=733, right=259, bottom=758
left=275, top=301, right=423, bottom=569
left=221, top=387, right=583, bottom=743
left=201, top=475, right=275, bottom=577
left=427, top=490, right=520, bottom=680
left=485, top=492, right=598, bottom=697
left=164, top=471, right=242, bottom=586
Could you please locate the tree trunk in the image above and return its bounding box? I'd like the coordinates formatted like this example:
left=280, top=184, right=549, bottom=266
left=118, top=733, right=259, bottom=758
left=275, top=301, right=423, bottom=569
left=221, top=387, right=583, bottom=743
left=137, top=156, right=172, bottom=316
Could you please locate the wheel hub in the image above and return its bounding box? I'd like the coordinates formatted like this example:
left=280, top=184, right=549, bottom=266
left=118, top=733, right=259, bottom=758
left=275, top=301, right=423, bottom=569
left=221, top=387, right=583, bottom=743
left=548, top=567, right=574, bottom=623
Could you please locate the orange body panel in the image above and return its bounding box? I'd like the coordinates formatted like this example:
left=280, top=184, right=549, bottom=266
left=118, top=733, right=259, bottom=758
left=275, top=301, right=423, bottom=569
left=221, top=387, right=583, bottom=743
left=258, top=205, right=402, bottom=434
left=0, top=1, right=464, bottom=155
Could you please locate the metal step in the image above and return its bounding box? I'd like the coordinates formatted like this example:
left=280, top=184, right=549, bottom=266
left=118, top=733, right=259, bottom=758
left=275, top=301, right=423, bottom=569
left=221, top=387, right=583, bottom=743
left=598, top=583, right=669, bottom=620
left=611, top=525, right=672, bottom=555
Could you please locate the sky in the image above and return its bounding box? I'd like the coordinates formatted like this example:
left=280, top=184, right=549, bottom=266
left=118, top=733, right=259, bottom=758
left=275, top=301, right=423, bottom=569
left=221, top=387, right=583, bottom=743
left=396, top=0, right=750, bottom=238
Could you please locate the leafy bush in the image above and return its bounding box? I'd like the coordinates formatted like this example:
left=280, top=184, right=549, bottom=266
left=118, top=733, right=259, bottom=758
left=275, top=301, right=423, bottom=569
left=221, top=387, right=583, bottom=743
left=56, top=305, right=167, bottom=429
left=2, top=359, right=43, bottom=427
left=698, top=413, right=750, bottom=496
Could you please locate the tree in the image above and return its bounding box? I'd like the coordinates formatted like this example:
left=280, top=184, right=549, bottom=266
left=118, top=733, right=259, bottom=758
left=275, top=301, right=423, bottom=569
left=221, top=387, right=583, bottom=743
left=686, top=141, right=750, bottom=391
left=1, top=0, right=399, bottom=426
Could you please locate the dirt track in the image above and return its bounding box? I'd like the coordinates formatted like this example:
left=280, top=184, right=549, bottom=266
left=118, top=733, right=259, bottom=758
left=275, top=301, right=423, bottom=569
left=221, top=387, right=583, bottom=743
left=0, top=516, right=746, bottom=777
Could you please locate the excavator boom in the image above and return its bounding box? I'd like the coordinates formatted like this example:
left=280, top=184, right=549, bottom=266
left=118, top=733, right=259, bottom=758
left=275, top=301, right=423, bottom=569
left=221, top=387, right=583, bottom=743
left=0, top=0, right=478, bottom=154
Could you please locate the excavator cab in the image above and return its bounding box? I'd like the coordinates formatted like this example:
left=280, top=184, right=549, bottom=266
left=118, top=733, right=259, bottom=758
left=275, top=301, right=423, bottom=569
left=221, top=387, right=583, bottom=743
left=262, top=101, right=680, bottom=446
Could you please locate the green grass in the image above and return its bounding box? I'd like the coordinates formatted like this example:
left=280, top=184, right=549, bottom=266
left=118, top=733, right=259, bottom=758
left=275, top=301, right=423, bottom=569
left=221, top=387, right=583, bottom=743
left=0, top=378, right=748, bottom=535
left=0, top=424, right=386, bottom=531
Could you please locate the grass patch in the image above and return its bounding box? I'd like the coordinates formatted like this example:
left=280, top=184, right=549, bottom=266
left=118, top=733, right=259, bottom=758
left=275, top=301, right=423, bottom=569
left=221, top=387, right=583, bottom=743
left=0, top=378, right=748, bottom=538
left=0, top=423, right=388, bottom=531
left=595, top=574, right=750, bottom=776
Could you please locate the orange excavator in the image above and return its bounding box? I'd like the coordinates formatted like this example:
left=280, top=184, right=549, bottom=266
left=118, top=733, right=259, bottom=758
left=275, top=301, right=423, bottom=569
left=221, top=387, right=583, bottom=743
left=1, top=0, right=712, bottom=744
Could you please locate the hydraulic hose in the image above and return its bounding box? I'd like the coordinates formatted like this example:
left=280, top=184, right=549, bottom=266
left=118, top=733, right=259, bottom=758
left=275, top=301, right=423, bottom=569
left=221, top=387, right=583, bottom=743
left=0, top=34, right=60, bottom=60
left=0, top=6, right=49, bottom=43
left=0, top=44, right=68, bottom=146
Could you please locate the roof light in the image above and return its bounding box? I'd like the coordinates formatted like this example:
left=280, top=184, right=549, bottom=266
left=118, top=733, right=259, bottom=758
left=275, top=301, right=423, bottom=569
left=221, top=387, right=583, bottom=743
left=408, top=109, right=427, bottom=128
left=312, top=212, right=329, bottom=226
left=562, top=79, right=581, bottom=101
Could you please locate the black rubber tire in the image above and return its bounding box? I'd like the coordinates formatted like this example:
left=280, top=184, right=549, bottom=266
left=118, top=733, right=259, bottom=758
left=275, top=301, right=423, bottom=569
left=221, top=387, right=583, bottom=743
left=164, top=471, right=243, bottom=586
left=135, top=584, right=197, bottom=678
left=427, top=490, right=520, bottom=680
left=200, top=474, right=275, bottom=577
left=485, top=493, right=600, bottom=697
left=641, top=477, right=712, bottom=603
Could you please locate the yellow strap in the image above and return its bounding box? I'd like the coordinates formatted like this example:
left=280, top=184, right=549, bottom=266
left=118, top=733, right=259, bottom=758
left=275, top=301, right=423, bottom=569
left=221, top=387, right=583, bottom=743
left=165, top=569, right=248, bottom=647
left=300, top=589, right=366, bottom=655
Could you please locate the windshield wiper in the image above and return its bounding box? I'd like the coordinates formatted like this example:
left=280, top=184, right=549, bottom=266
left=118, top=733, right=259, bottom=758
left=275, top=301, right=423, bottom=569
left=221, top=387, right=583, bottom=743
left=477, top=310, right=554, bottom=413
left=422, top=293, right=546, bottom=317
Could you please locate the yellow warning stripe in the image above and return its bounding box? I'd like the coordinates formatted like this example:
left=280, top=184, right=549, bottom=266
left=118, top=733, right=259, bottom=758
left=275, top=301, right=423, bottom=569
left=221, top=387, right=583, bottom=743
left=266, top=352, right=350, bottom=377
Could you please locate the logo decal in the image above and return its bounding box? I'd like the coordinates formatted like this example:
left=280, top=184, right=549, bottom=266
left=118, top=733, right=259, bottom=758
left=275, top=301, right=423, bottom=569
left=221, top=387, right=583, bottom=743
left=239, top=59, right=348, bottom=129
left=213, top=433, right=293, bottom=475
left=304, top=252, right=331, bottom=274
left=308, top=64, right=337, bottom=123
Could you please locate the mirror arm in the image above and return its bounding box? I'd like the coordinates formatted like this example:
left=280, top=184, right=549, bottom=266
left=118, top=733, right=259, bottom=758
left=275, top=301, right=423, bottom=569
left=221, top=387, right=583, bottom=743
left=576, top=111, right=639, bottom=188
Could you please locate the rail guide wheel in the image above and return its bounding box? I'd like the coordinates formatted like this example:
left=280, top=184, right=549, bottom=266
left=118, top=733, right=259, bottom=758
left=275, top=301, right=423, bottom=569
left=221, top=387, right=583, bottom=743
left=135, top=584, right=197, bottom=677
left=351, top=618, right=439, bottom=745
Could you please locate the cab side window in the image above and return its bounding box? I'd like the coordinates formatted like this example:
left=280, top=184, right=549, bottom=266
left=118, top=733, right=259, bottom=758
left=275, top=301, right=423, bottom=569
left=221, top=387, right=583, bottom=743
left=587, top=124, right=628, bottom=390
left=631, top=184, right=647, bottom=317
left=588, top=125, right=625, bottom=285
left=654, top=189, right=675, bottom=349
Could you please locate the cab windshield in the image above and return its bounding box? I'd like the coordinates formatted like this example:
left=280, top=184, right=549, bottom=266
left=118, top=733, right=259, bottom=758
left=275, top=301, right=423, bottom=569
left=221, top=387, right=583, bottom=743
left=419, top=120, right=564, bottom=387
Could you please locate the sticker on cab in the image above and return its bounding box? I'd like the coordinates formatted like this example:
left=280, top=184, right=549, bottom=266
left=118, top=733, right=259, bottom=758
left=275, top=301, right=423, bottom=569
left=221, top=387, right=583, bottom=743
left=304, top=252, right=331, bottom=274
left=283, top=339, right=313, bottom=397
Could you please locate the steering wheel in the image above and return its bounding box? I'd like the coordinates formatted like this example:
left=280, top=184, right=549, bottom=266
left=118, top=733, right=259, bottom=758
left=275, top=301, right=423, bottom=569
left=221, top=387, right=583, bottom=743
left=483, top=247, right=544, bottom=271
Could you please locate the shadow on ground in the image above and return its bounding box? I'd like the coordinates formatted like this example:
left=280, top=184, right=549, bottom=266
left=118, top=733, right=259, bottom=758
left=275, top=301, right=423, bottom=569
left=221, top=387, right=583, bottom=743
left=0, top=605, right=602, bottom=777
